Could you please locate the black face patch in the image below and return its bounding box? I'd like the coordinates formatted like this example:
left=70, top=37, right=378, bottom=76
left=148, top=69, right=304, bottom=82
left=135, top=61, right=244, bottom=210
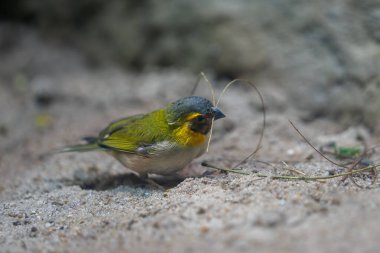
left=189, top=115, right=212, bottom=135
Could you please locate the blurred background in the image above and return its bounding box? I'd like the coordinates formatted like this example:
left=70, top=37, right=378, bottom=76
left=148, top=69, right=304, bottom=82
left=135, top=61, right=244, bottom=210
left=1, top=0, right=380, bottom=179
left=2, top=2, right=380, bottom=252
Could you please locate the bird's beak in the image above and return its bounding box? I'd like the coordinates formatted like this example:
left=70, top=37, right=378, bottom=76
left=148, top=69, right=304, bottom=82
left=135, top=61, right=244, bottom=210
left=211, top=107, right=226, bottom=120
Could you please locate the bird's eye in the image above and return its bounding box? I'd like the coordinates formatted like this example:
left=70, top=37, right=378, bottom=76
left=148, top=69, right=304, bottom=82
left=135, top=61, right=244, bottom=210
left=196, top=115, right=205, bottom=122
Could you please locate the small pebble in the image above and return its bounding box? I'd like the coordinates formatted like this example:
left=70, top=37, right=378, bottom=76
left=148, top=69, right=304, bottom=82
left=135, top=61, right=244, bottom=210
left=287, top=149, right=295, bottom=156
left=197, top=207, right=206, bottom=215
left=30, top=226, right=38, bottom=237
left=13, top=221, right=22, bottom=226
left=200, top=225, right=209, bottom=234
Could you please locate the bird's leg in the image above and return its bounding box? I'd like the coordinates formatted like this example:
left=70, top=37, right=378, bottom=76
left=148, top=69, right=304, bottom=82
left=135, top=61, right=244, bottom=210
left=139, top=173, right=166, bottom=190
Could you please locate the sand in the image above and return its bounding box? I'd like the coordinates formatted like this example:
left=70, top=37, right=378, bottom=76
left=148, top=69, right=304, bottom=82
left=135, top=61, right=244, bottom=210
left=1, top=30, right=380, bottom=253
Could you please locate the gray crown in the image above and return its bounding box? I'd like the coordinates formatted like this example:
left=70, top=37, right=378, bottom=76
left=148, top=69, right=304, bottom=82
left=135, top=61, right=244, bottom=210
left=166, top=96, right=214, bottom=123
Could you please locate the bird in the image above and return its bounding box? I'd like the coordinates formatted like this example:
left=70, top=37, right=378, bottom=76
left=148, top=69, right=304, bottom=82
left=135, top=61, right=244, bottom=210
left=59, top=96, right=225, bottom=183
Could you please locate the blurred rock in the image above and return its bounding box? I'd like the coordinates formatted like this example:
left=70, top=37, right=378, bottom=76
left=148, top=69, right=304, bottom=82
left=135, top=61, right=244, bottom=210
left=1, top=0, right=380, bottom=129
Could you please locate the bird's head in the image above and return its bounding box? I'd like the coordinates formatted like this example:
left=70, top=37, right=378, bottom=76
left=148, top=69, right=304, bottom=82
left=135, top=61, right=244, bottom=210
left=166, top=96, right=225, bottom=135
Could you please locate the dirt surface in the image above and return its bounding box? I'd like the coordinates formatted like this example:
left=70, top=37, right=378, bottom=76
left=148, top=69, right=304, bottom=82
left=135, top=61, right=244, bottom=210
left=1, top=29, right=380, bottom=253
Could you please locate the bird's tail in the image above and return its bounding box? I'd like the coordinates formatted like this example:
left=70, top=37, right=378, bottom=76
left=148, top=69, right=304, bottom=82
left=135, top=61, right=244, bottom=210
left=54, top=137, right=105, bottom=153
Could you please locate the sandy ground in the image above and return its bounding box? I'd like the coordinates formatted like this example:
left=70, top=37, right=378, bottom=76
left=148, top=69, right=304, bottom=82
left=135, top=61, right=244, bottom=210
left=1, top=31, right=380, bottom=253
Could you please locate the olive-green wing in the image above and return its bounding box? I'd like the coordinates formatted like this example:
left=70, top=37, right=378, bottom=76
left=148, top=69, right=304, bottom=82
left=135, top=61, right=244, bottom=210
left=97, top=110, right=170, bottom=154
left=98, top=114, right=145, bottom=139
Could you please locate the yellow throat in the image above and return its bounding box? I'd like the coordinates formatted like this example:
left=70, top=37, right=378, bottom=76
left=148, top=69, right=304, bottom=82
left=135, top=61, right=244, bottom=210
left=173, top=113, right=207, bottom=147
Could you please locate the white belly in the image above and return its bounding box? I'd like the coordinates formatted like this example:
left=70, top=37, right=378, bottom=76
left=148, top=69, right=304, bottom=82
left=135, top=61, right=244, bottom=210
left=111, top=143, right=206, bottom=176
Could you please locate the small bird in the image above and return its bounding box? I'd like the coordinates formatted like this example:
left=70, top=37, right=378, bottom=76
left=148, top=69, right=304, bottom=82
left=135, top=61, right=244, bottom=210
left=60, top=96, right=225, bottom=181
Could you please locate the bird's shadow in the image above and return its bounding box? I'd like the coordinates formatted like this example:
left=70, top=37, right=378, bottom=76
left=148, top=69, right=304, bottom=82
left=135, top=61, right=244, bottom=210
left=63, top=172, right=186, bottom=191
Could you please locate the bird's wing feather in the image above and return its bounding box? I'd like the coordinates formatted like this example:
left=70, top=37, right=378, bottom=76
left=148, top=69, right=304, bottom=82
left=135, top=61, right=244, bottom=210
left=97, top=110, right=171, bottom=154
